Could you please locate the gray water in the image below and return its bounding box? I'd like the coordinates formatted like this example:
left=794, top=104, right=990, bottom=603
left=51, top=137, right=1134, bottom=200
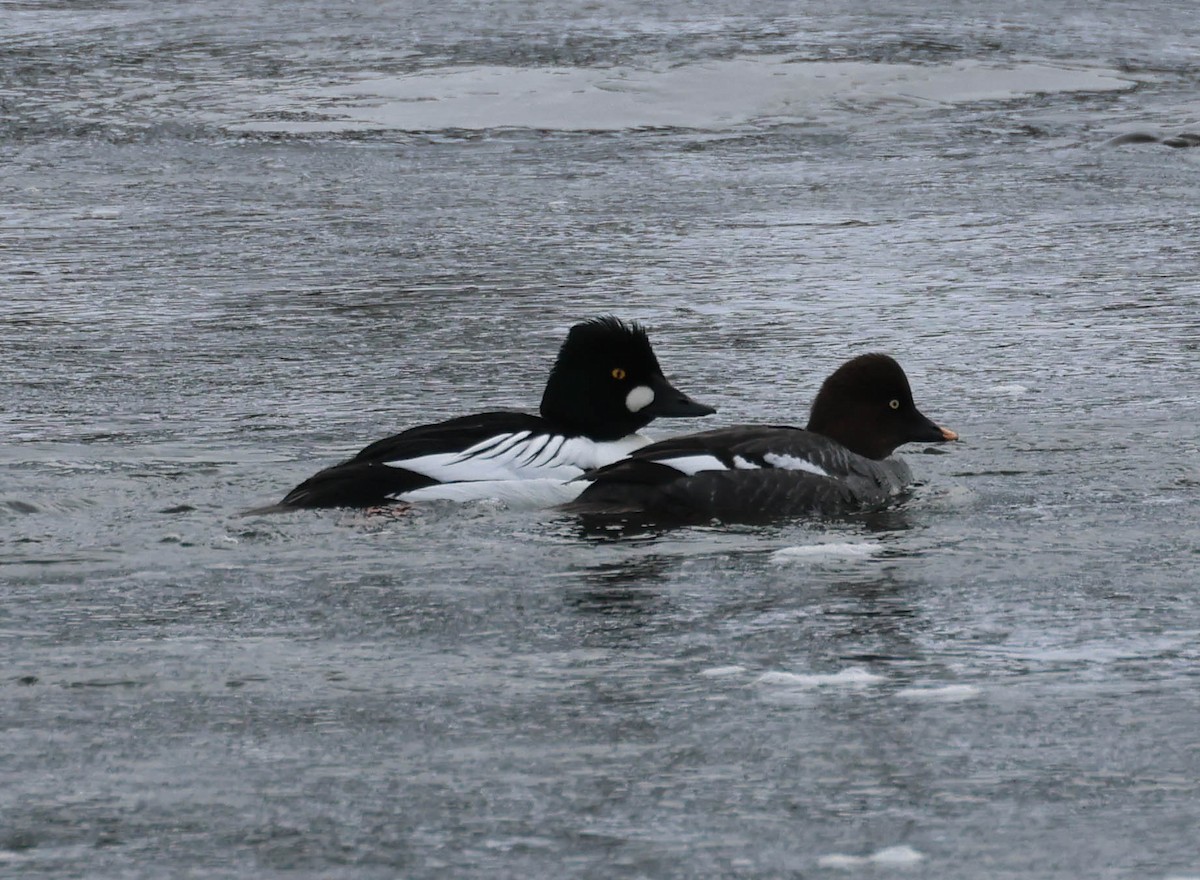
left=3, top=1, right=1200, bottom=877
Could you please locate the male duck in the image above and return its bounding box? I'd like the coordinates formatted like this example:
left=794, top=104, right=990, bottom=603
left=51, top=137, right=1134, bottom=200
left=248, top=316, right=715, bottom=512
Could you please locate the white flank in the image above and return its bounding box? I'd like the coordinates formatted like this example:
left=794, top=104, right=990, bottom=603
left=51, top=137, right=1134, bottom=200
left=653, top=454, right=728, bottom=475
left=731, top=455, right=760, bottom=469
left=762, top=452, right=829, bottom=476
left=624, top=385, right=655, bottom=413
left=379, top=432, right=652, bottom=508
left=389, top=431, right=650, bottom=485
left=401, top=477, right=588, bottom=508
left=581, top=434, right=653, bottom=469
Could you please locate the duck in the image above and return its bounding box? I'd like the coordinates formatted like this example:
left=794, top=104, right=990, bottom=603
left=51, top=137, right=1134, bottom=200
left=245, top=316, right=715, bottom=513
left=566, top=353, right=957, bottom=523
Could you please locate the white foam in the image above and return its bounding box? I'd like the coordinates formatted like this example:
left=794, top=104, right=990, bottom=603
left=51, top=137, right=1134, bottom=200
left=232, top=56, right=1138, bottom=134
left=755, top=667, right=886, bottom=689
left=818, top=846, right=925, bottom=869
left=771, top=542, right=881, bottom=561
left=895, top=684, right=981, bottom=702
left=699, top=665, right=746, bottom=678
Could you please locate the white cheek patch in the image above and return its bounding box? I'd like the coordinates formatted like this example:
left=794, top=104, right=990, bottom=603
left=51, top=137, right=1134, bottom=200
left=762, top=452, right=829, bottom=477
left=625, top=385, right=655, bottom=413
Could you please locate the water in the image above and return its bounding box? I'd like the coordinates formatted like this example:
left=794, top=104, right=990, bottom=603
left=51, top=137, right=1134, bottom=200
left=3, top=1, right=1200, bottom=877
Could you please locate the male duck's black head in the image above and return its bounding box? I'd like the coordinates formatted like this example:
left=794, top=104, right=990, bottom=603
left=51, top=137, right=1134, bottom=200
left=540, top=316, right=715, bottom=440
left=806, top=353, right=957, bottom=460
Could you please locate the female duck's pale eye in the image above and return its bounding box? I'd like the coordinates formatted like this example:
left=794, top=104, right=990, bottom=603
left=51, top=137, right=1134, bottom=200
left=889, top=399, right=900, bottom=410
left=611, top=368, right=627, bottom=380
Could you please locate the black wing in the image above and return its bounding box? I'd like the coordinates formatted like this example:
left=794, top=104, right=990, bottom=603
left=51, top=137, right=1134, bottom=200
left=349, top=412, right=549, bottom=463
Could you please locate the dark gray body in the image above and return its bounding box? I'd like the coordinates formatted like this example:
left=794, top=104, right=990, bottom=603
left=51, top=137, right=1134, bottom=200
left=570, top=425, right=915, bottom=523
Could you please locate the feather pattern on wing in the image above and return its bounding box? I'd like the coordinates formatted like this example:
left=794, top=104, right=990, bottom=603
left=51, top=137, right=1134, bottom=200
left=277, top=412, right=652, bottom=509
left=570, top=424, right=914, bottom=521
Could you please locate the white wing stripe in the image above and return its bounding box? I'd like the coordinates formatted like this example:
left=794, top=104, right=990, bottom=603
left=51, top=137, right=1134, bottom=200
left=529, top=434, right=565, bottom=467
left=464, top=431, right=532, bottom=461
left=762, top=452, right=829, bottom=476
left=653, top=454, right=729, bottom=475
left=457, top=432, right=513, bottom=457
left=380, top=432, right=652, bottom=485
left=516, top=434, right=551, bottom=465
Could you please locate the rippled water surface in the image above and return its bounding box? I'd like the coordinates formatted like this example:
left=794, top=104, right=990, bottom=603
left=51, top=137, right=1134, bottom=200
left=3, top=1, right=1200, bottom=877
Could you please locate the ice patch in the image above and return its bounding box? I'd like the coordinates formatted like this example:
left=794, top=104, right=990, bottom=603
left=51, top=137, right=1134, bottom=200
left=699, top=665, right=746, bottom=678
left=818, top=846, right=925, bottom=869
left=988, top=383, right=1030, bottom=395
left=895, top=684, right=981, bottom=702
left=232, top=56, right=1138, bottom=134
left=771, top=542, right=881, bottom=562
left=756, top=667, right=886, bottom=689
left=870, top=846, right=926, bottom=867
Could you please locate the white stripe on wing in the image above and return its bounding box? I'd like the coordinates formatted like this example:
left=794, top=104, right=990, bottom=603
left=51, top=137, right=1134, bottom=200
left=385, top=432, right=652, bottom=484
left=762, top=452, right=829, bottom=477
left=652, top=454, right=728, bottom=475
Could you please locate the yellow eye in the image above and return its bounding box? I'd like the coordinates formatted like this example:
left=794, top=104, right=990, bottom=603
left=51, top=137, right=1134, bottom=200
left=611, top=368, right=626, bottom=380
left=888, top=399, right=900, bottom=410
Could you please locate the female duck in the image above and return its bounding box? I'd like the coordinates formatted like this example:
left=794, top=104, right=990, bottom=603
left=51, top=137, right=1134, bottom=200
left=568, top=353, right=956, bottom=523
